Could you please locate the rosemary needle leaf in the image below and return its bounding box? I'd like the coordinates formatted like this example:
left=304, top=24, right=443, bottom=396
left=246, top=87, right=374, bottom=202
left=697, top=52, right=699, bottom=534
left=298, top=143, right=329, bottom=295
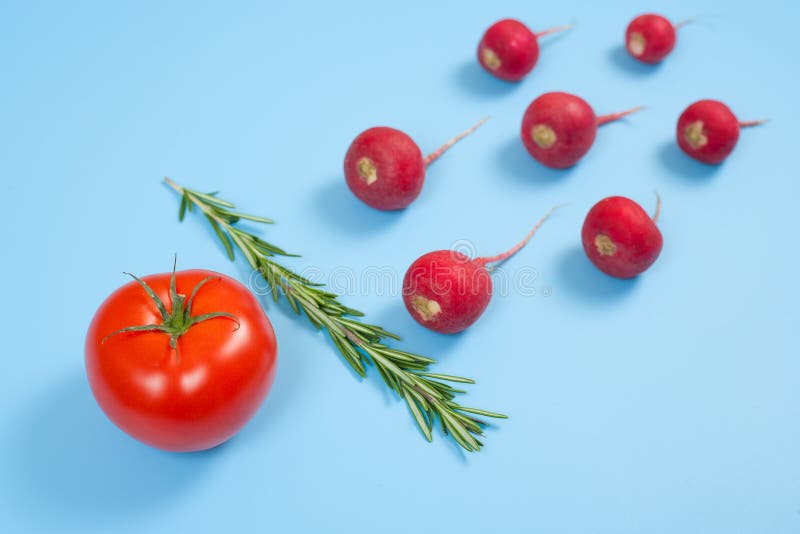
left=419, top=373, right=476, bottom=384
left=164, top=178, right=506, bottom=452
left=230, top=212, right=274, bottom=224
left=454, top=406, right=510, bottom=419
left=193, top=190, right=236, bottom=208
left=285, top=293, right=301, bottom=315
left=205, top=215, right=235, bottom=261
left=406, top=396, right=433, bottom=442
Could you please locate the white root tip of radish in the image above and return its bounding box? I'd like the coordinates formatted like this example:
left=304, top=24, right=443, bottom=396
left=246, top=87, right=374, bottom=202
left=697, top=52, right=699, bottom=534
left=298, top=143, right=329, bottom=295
left=531, top=124, right=557, bottom=149
left=629, top=32, right=646, bottom=56
left=481, top=47, right=501, bottom=70
left=684, top=120, right=708, bottom=148
left=357, top=157, right=378, bottom=185
left=411, top=295, right=442, bottom=321
left=594, top=234, right=617, bottom=256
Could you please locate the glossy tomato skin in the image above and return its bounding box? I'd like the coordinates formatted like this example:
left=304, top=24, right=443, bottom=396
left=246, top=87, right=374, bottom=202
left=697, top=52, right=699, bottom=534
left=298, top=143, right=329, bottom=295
left=85, top=269, right=277, bottom=452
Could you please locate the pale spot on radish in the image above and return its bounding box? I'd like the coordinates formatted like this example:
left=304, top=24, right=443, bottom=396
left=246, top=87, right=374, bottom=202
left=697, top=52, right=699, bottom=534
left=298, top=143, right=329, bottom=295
left=411, top=295, right=441, bottom=321
left=629, top=32, right=646, bottom=56
left=481, top=47, right=502, bottom=70
left=531, top=124, right=557, bottom=149
left=684, top=120, right=708, bottom=149
left=357, top=157, right=378, bottom=185
left=594, top=234, right=617, bottom=256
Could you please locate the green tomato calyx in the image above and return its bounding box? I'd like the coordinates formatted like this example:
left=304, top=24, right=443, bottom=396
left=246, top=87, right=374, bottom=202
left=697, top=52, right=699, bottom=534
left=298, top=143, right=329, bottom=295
left=102, top=258, right=239, bottom=359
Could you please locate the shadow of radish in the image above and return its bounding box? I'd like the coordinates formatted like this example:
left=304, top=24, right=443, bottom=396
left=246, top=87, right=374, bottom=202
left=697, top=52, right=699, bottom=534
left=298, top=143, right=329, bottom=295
left=658, top=140, right=722, bottom=182
left=555, top=246, right=639, bottom=303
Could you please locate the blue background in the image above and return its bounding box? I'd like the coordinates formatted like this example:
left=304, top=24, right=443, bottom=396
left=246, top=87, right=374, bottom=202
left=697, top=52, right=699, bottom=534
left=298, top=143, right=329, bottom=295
left=2, top=1, right=798, bottom=532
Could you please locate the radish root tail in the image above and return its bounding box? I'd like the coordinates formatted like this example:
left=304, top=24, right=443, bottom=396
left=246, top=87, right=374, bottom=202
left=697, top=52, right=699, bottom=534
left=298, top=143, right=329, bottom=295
left=476, top=206, right=561, bottom=266
left=739, top=119, right=769, bottom=128
left=652, top=191, right=662, bottom=223
left=535, top=23, right=574, bottom=39
left=424, top=117, right=489, bottom=167
left=597, top=106, right=645, bottom=126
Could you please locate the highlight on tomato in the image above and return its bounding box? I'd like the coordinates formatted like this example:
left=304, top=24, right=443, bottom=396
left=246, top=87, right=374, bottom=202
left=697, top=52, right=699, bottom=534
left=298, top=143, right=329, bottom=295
left=85, top=261, right=278, bottom=452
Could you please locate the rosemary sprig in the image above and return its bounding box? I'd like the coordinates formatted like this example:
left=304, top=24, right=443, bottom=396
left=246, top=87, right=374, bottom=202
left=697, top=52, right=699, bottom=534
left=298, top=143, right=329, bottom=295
left=164, top=177, right=506, bottom=451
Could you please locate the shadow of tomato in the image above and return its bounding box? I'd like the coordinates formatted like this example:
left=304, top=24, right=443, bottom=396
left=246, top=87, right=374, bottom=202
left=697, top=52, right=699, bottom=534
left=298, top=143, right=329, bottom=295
left=3, top=372, right=220, bottom=530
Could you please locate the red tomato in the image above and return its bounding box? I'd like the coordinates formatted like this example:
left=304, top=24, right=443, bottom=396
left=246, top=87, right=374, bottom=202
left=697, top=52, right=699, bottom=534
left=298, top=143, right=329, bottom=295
left=85, top=268, right=277, bottom=452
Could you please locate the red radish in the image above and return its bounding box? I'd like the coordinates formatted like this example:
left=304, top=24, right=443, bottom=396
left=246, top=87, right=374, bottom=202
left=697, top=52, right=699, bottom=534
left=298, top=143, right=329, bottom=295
left=581, top=195, right=663, bottom=279
left=677, top=99, right=766, bottom=164
left=403, top=209, right=555, bottom=334
left=344, top=118, right=488, bottom=210
left=625, top=14, right=690, bottom=64
left=521, top=92, right=642, bottom=169
left=477, top=18, right=572, bottom=82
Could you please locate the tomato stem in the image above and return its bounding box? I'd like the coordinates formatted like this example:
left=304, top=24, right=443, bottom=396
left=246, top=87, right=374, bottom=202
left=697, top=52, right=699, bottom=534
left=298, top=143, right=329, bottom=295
left=102, top=258, right=240, bottom=358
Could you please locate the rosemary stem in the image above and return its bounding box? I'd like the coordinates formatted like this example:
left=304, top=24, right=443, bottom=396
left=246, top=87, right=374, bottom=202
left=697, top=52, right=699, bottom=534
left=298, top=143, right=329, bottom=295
left=163, top=177, right=506, bottom=452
